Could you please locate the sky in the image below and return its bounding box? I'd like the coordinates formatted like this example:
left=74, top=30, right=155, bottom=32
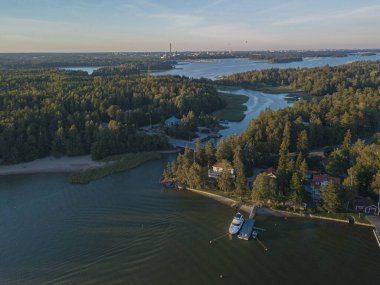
left=0, top=0, right=380, bottom=52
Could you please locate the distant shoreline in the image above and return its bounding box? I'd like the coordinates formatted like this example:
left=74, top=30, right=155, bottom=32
left=0, top=155, right=106, bottom=176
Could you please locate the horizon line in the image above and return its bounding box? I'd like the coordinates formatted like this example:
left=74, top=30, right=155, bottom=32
left=1, top=47, right=380, bottom=54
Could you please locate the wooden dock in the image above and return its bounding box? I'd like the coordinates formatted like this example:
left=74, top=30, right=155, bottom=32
left=238, top=219, right=255, bottom=240
left=366, top=216, right=380, bottom=248
left=237, top=206, right=258, bottom=241
left=249, top=206, right=257, bottom=219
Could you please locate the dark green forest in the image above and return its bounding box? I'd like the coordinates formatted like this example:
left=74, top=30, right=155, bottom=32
left=0, top=53, right=169, bottom=68
left=219, top=60, right=380, bottom=96
left=0, top=69, right=222, bottom=163
left=167, top=60, right=380, bottom=207
left=248, top=50, right=350, bottom=63
left=92, top=61, right=174, bottom=76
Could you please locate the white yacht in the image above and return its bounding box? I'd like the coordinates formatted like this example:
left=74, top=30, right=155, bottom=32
left=229, top=212, right=244, bottom=235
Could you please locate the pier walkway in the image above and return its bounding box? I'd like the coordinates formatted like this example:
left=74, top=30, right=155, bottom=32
left=366, top=216, right=380, bottom=248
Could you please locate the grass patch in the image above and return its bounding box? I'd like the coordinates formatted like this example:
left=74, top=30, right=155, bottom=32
left=68, top=151, right=162, bottom=184
left=213, top=92, right=249, bottom=122
left=312, top=211, right=370, bottom=225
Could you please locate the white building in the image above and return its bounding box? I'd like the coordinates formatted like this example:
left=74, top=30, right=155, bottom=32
left=165, top=116, right=181, bottom=127
left=208, top=160, right=235, bottom=179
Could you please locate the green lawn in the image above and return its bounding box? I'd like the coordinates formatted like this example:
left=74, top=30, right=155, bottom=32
left=68, top=151, right=162, bottom=184
left=213, top=92, right=249, bottom=122
left=311, top=211, right=370, bottom=225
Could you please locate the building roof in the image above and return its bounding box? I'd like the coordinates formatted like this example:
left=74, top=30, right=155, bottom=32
left=212, top=160, right=233, bottom=170
left=353, top=197, right=376, bottom=208
left=264, top=168, right=276, bottom=175
left=311, top=174, right=340, bottom=189
left=312, top=174, right=340, bottom=184
left=165, top=116, right=180, bottom=125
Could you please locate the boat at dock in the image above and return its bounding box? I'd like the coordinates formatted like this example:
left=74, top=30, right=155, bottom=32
left=229, top=213, right=244, bottom=235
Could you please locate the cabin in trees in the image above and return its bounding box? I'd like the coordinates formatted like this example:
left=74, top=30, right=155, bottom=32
left=353, top=197, right=379, bottom=215
left=264, top=168, right=277, bottom=179
left=208, top=160, right=235, bottom=179
left=165, top=116, right=181, bottom=127
left=309, top=174, right=341, bottom=201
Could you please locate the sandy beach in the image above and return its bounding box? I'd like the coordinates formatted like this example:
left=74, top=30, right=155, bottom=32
left=0, top=155, right=106, bottom=176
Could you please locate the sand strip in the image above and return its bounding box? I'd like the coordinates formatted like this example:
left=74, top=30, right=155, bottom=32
left=0, top=155, right=106, bottom=176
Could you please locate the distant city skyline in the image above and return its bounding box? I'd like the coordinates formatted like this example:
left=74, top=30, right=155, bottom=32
left=1, top=0, right=380, bottom=52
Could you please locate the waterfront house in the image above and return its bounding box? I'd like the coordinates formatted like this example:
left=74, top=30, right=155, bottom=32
left=308, top=174, right=341, bottom=201
left=264, top=168, right=277, bottom=179
left=165, top=116, right=181, bottom=127
left=208, top=160, right=235, bottom=179
left=353, top=197, right=379, bottom=215
left=312, top=174, right=340, bottom=189
left=246, top=168, right=264, bottom=189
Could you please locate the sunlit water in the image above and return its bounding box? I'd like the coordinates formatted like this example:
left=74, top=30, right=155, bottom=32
left=2, top=55, right=380, bottom=284
left=61, top=67, right=100, bottom=74
left=218, top=89, right=291, bottom=137
left=0, top=157, right=379, bottom=284
left=153, top=54, right=380, bottom=79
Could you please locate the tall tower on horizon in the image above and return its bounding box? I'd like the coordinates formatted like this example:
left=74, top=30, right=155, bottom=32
left=170, top=43, right=172, bottom=54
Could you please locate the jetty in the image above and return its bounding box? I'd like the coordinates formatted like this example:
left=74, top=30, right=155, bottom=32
left=238, top=206, right=257, bottom=240
left=367, top=216, right=380, bottom=248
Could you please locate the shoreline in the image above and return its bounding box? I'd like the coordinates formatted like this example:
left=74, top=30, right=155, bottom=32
left=0, top=155, right=107, bottom=176
left=218, top=88, right=290, bottom=137
left=187, top=188, right=374, bottom=228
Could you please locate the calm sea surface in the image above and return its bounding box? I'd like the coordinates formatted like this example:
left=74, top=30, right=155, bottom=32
left=154, top=54, right=380, bottom=79
left=2, top=56, right=380, bottom=284
left=0, top=157, right=379, bottom=284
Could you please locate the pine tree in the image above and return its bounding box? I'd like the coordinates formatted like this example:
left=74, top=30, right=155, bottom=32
left=277, top=121, right=291, bottom=193
left=183, top=145, right=192, bottom=163
left=233, top=146, right=246, bottom=196
left=341, top=129, right=352, bottom=158
left=295, top=152, right=303, bottom=171
left=216, top=138, right=232, bottom=161
left=195, top=138, right=205, bottom=165
left=188, top=162, right=203, bottom=189
left=251, top=173, right=278, bottom=205
left=320, top=182, right=341, bottom=213
left=66, top=125, right=84, bottom=156
left=217, top=161, right=233, bottom=193
left=162, top=162, right=173, bottom=182
left=296, top=130, right=309, bottom=158
left=371, top=171, right=380, bottom=211
left=205, top=140, right=215, bottom=167
left=299, top=159, right=308, bottom=183
left=52, top=127, right=66, bottom=157
left=176, top=153, right=190, bottom=187
left=289, top=173, right=303, bottom=209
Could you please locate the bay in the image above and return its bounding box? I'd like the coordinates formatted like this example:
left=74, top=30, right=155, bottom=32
left=2, top=54, right=380, bottom=285
left=153, top=54, right=380, bottom=79
left=0, top=157, right=379, bottom=284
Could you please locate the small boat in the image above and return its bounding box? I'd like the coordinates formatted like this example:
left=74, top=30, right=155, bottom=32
left=252, top=230, right=258, bottom=239
left=229, top=212, right=244, bottom=235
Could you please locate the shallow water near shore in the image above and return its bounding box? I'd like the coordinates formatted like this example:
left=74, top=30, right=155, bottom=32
left=0, top=156, right=379, bottom=284
left=218, top=89, right=291, bottom=137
